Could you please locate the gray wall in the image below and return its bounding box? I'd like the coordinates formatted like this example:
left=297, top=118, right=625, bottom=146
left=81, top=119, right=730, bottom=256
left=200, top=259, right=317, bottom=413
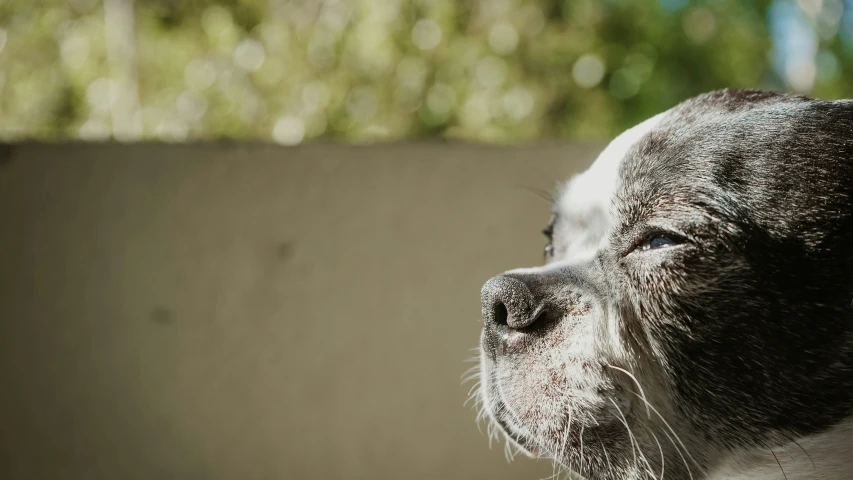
left=0, top=143, right=600, bottom=480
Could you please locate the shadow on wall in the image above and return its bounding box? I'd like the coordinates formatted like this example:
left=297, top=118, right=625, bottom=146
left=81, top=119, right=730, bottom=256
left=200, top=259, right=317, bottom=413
left=0, top=142, right=599, bottom=480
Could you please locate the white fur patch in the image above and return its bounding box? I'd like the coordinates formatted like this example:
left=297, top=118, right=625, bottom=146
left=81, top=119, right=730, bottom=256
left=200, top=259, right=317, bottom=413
left=554, top=113, right=666, bottom=266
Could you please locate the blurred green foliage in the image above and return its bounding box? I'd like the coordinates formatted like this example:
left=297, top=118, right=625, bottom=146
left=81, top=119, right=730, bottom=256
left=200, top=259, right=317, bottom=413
left=0, top=0, right=850, bottom=143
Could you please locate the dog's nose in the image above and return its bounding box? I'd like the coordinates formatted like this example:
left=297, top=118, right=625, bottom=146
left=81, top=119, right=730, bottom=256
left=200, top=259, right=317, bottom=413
left=481, top=275, right=542, bottom=329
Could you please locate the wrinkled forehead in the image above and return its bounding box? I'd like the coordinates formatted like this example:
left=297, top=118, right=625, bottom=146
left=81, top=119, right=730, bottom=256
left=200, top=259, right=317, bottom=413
left=552, top=112, right=667, bottom=263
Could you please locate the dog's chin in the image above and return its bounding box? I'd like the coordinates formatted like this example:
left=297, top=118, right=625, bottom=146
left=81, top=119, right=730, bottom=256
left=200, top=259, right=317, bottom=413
left=486, top=388, right=590, bottom=456
left=483, top=366, right=638, bottom=479
left=490, top=406, right=542, bottom=458
left=489, top=396, right=646, bottom=479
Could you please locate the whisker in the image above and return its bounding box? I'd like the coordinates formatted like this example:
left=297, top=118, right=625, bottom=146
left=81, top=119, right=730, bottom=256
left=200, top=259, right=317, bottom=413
left=514, top=184, right=555, bottom=205
left=628, top=391, right=702, bottom=476
left=770, top=448, right=789, bottom=480
left=648, top=426, right=665, bottom=480
left=607, top=397, right=639, bottom=470
left=504, top=438, right=516, bottom=462
left=541, top=451, right=565, bottom=480
left=779, top=431, right=815, bottom=470
left=606, top=364, right=651, bottom=419
left=460, top=364, right=480, bottom=381
left=463, top=388, right=481, bottom=408
left=465, top=381, right=482, bottom=399
left=566, top=410, right=575, bottom=475
left=579, top=424, right=585, bottom=476
left=610, top=395, right=661, bottom=478
left=657, top=417, right=692, bottom=480
left=594, top=431, right=614, bottom=478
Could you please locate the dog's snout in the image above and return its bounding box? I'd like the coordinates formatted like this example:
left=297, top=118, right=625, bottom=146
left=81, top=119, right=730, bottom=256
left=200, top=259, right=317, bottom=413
left=481, top=275, right=542, bottom=330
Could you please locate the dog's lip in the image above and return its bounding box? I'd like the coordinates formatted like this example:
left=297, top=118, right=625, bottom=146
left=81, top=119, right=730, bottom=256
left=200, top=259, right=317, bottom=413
left=493, top=410, right=540, bottom=458
left=499, top=329, right=527, bottom=349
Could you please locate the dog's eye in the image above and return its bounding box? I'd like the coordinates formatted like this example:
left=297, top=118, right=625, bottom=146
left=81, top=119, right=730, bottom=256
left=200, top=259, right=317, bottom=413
left=637, top=233, right=683, bottom=252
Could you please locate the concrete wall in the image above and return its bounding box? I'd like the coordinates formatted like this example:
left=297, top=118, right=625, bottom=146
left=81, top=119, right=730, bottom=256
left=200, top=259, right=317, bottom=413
left=0, top=142, right=600, bottom=480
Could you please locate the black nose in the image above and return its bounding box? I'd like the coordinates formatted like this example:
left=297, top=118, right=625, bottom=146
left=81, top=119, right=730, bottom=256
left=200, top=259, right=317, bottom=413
left=481, top=275, right=542, bottom=329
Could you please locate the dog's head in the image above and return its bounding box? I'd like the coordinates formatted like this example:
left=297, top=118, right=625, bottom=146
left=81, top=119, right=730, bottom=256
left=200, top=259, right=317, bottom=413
left=474, top=89, right=853, bottom=479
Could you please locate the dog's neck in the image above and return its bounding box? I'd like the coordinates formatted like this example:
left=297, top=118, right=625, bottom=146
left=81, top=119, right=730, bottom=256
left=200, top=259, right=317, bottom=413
left=707, top=419, right=853, bottom=480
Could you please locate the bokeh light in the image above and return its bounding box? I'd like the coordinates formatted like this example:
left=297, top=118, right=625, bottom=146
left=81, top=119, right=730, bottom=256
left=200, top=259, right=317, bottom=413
left=1, top=0, right=853, bottom=143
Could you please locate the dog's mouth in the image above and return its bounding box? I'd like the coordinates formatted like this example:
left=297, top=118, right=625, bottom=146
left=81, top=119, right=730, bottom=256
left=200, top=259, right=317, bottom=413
left=491, top=404, right=541, bottom=458
left=482, top=354, right=631, bottom=474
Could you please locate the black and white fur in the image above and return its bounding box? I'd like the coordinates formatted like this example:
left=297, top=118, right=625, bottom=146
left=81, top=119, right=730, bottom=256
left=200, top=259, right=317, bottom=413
left=472, top=89, right=853, bottom=479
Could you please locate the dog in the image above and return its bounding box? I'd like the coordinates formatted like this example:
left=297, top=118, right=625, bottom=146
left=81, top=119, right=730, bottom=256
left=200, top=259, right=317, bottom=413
left=473, top=89, right=853, bottom=479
